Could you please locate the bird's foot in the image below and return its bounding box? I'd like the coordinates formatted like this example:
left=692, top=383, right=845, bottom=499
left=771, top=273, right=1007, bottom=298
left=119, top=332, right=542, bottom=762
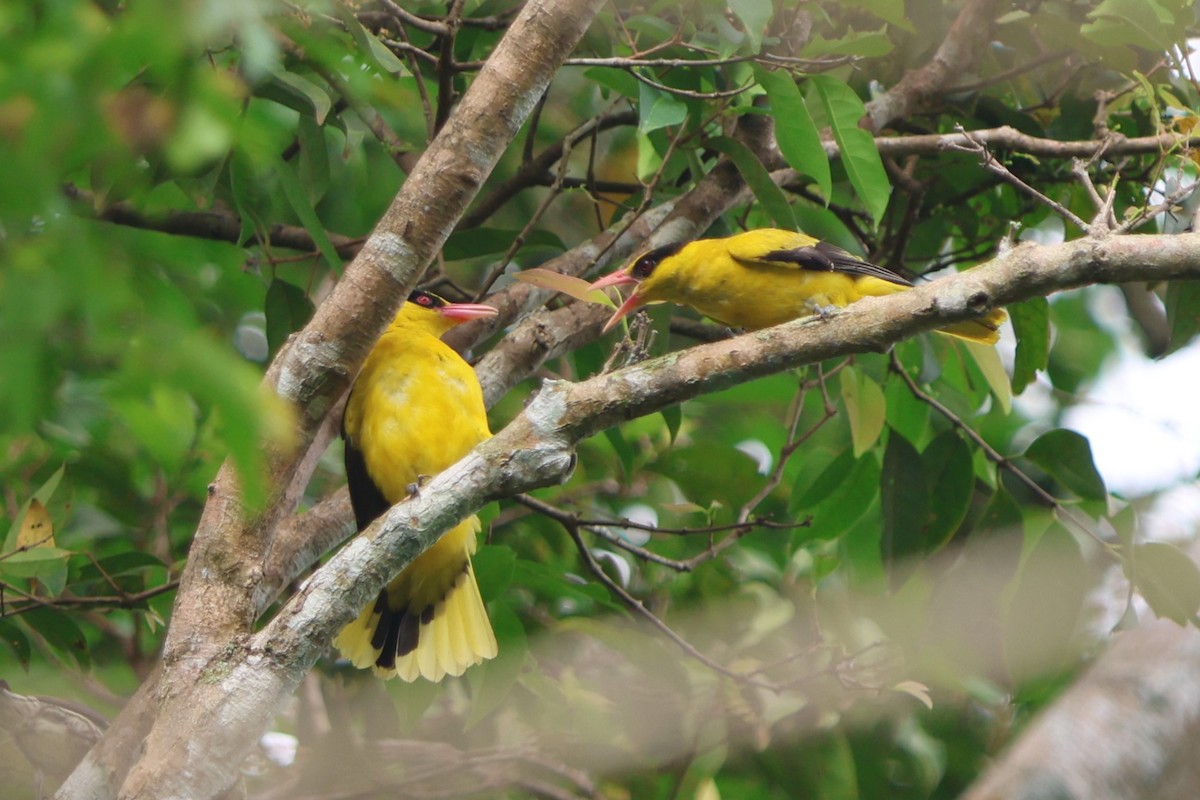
left=802, top=300, right=842, bottom=322
left=406, top=475, right=431, bottom=498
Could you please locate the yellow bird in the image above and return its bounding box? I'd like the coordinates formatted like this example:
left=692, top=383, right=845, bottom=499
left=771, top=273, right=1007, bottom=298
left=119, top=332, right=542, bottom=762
left=333, top=290, right=499, bottom=681
left=591, top=229, right=1006, bottom=344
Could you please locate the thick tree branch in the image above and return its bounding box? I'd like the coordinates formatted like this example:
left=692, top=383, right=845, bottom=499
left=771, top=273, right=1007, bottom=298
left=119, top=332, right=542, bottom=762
left=962, top=620, right=1200, bottom=800
left=127, top=236, right=1200, bottom=800
left=864, top=0, right=1003, bottom=133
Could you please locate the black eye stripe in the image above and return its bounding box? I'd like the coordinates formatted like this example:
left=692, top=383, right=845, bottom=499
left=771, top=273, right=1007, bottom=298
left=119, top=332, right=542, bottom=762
left=631, top=242, right=684, bottom=279
left=407, top=290, right=445, bottom=309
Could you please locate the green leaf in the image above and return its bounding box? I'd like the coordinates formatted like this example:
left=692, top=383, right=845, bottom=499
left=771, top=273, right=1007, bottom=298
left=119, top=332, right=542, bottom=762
left=1082, top=0, right=1179, bottom=50
left=603, top=425, right=637, bottom=480
left=257, top=72, right=333, bottom=124
left=1010, top=296, right=1050, bottom=393
left=473, top=544, right=517, bottom=599
left=794, top=450, right=882, bottom=540
left=804, top=31, right=895, bottom=58
left=922, top=431, right=974, bottom=548
left=661, top=404, right=683, bottom=445
left=0, top=547, right=71, bottom=589
left=808, top=75, right=890, bottom=226
left=1131, top=542, right=1200, bottom=624
left=112, top=385, right=198, bottom=475
left=638, top=81, right=688, bottom=133
left=22, top=607, right=90, bottom=669
left=839, top=367, right=886, bottom=457
left=755, top=66, right=831, bottom=200
left=880, top=430, right=928, bottom=574
left=584, top=67, right=640, bottom=99
left=339, top=10, right=411, bottom=76
left=277, top=164, right=343, bottom=271
left=1003, top=523, right=1087, bottom=679
left=1165, top=279, right=1200, bottom=355
left=708, top=135, right=797, bottom=230
left=727, top=0, right=773, bottom=51
left=1024, top=429, right=1107, bottom=501
left=297, top=116, right=331, bottom=204
left=0, top=619, right=31, bottom=668
left=264, top=279, right=315, bottom=356
left=842, top=0, right=913, bottom=30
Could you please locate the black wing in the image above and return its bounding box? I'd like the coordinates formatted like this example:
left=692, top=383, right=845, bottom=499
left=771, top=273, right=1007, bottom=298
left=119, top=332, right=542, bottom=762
left=343, top=413, right=391, bottom=533
left=757, top=240, right=912, bottom=287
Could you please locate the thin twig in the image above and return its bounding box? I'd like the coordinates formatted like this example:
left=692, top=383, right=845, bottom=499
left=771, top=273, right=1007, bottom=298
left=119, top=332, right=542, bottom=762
left=949, top=126, right=1090, bottom=233
left=563, top=521, right=780, bottom=691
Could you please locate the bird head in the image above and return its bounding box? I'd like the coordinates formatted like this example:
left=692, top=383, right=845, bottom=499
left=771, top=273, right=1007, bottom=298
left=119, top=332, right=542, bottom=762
left=397, top=290, right=498, bottom=336
left=590, top=242, right=684, bottom=333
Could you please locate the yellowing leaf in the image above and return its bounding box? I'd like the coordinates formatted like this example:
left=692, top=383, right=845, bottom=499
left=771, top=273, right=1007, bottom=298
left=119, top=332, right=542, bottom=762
left=893, top=680, right=934, bottom=709
left=963, top=339, right=1012, bottom=414
left=840, top=367, right=886, bottom=457
left=16, top=499, right=54, bottom=549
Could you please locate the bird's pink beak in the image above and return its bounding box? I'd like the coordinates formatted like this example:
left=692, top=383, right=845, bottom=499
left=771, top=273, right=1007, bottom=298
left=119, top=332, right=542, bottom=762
left=600, top=291, right=647, bottom=333
left=439, top=302, right=499, bottom=321
left=590, top=269, right=645, bottom=333
left=589, top=270, right=639, bottom=292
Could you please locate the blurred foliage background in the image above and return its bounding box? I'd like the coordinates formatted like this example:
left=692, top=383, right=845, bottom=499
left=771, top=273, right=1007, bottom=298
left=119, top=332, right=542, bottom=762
left=2, top=0, right=1200, bottom=797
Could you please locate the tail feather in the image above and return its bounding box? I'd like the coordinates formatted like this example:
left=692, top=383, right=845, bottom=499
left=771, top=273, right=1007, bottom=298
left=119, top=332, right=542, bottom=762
left=333, top=518, right=497, bottom=682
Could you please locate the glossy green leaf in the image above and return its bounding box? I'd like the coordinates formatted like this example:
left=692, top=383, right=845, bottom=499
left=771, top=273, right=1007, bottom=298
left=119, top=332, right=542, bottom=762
left=639, top=82, right=688, bottom=133
left=880, top=430, right=928, bottom=572
left=277, top=164, right=343, bottom=271
left=584, top=67, right=640, bottom=99
left=798, top=451, right=881, bottom=541
left=727, top=0, right=773, bottom=50
left=1010, top=296, right=1050, bottom=393
left=922, top=430, right=974, bottom=548
left=708, top=135, right=797, bottom=230
left=1131, top=542, right=1200, bottom=624
left=808, top=75, right=890, bottom=226
left=755, top=66, right=831, bottom=200
left=1024, top=429, right=1107, bottom=501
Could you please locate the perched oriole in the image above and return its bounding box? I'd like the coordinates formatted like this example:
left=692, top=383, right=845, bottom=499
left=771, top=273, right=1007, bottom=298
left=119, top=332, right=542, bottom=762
left=333, top=290, right=499, bottom=681
left=591, top=229, right=1006, bottom=343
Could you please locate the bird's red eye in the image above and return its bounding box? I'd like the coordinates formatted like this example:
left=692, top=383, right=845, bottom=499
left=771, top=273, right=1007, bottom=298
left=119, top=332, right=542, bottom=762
left=631, top=242, right=684, bottom=279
